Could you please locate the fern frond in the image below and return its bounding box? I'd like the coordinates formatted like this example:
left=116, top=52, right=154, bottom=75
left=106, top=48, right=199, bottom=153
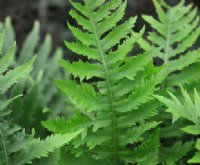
left=0, top=56, right=35, bottom=94
left=140, top=2, right=200, bottom=163
left=2, top=17, right=68, bottom=135
left=139, top=0, right=200, bottom=87
left=44, top=0, right=165, bottom=164
left=0, top=122, right=82, bottom=165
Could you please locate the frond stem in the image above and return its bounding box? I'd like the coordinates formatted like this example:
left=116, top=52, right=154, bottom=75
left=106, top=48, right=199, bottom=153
left=85, top=1, right=118, bottom=164
left=162, top=11, right=172, bottom=90
left=164, top=11, right=172, bottom=64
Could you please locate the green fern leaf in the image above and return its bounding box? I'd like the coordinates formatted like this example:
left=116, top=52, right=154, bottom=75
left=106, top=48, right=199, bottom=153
left=107, top=28, right=144, bottom=64
left=68, top=22, right=96, bottom=47
left=119, top=121, right=159, bottom=146
left=0, top=56, right=35, bottom=94
left=152, top=0, right=168, bottom=23
left=16, top=131, right=82, bottom=164
left=166, top=49, right=200, bottom=73
left=45, top=0, right=166, bottom=164
left=55, top=80, right=99, bottom=111
left=101, top=17, right=137, bottom=51
left=0, top=42, right=15, bottom=75
left=59, top=60, right=104, bottom=81
left=97, top=1, right=126, bottom=36
left=110, top=52, right=151, bottom=81
left=42, top=114, right=91, bottom=134
left=69, top=9, right=92, bottom=32
left=64, top=41, right=101, bottom=61
left=139, top=0, right=200, bottom=87
left=166, top=63, right=200, bottom=86
left=93, top=0, right=121, bottom=22
left=116, top=70, right=166, bottom=112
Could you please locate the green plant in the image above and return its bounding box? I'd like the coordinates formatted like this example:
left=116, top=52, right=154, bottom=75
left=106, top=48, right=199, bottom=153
left=43, top=0, right=166, bottom=164
left=138, top=1, right=200, bottom=164
left=0, top=17, right=71, bottom=136
left=139, top=0, right=200, bottom=87
left=0, top=27, right=81, bottom=165
left=1, top=0, right=200, bottom=164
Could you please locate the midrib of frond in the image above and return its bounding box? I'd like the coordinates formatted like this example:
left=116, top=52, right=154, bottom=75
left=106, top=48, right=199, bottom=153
left=0, top=129, right=8, bottom=165
left=85, top=2, right=119, bottom=164
left=162, top=12, right=173, bottom=90
left=164, top=11, right=173, bottom=64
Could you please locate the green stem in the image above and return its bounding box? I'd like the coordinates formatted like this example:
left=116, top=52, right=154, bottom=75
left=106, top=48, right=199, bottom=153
left=0, top=129, right=8, bottom=165
left=85, top=1, right=118, bottom=164
left=164, top=13, right=172, bottom=64
left=162, top=12, right=172, bottom=90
